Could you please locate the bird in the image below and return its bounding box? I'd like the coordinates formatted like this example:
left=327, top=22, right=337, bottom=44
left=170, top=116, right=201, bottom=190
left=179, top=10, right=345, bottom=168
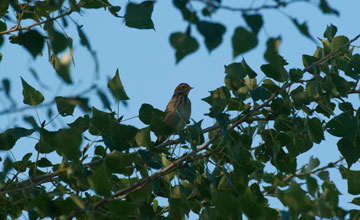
left=155, top=83, right=193, bottom=145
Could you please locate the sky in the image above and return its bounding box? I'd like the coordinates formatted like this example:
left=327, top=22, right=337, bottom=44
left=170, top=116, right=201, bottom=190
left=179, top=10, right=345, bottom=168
left=1, top=0, right=360, bottom=217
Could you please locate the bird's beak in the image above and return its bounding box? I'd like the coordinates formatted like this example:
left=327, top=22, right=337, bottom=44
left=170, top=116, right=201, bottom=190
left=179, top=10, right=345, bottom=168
left=190, top=87, right=194, bottom=90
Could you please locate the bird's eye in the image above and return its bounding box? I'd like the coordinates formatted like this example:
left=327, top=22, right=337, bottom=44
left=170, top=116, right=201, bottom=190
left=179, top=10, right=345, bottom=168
left=182, top=85, right=186, bottom=88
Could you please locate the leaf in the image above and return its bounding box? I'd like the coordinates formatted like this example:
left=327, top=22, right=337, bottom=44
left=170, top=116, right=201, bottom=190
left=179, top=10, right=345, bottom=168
left=264, top=37, right=284, bottom=69
left=37, top=158, right=52, bottom=167
left=50, top=49, right=73, bottom=84
left=21, top=77, right=44, bottom=106
left=319, top=0, right=339, bottom=16
left=110, top=123, right=138, bottom=151
left=96, top=89, right=111, bottom=111
left=232, top=27, right=258, bottom=58
left=306, top=117, right=324, bottom=144
left=291, top=18, right=314, bottom=42
left=306, top=176, right=318, bottom=196
left=242, top=13, right=263, bottom=34
left=169, top=32, right=199, bottom=63
left=337, top=138, right=360, bottom=168
left=17, top=30, right=44, bottom=58
left=125, top=1, right=154, bottom=29
left=48, top=30, right=68, bottom=54
left=135, top=127, right=151, bottom=147
left=332, top=35, right=349, bottom=51
left=196, top=21, right=226, bottom=52
left=138, top=149, right=162, bottom=169
left=89, top=107, right=116, bottom=135
left=250, top=87, right=268, bottom=101
left=289, top=68, right=303, bottom=82
left=260, top=64, right=288, bottom=82
left=224, top=59, right=257, bottom=79
left=0, top=129, right=18, bottom=150
left=68, top=115, right=90, bottom=133
left=109, top=6, right=121, bottom=17
left=139, top=103, right=155, bottom=124
left=326, top=113, right=357, bottom=141
left=107, top=69, right=129, bottom=101
left=87, top=163, right=112, bottom=196
left=276, top=182, right=312, bottom=212
left=347, top=169, right=360, bottom=195
left=323, top=24, right=337, bottom=41
left=41, top=128, right=82, bottom=161
left=55, top=96, right=77, bottom=116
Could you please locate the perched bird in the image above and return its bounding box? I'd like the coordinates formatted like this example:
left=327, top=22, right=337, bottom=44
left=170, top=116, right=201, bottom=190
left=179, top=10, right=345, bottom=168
left=155, top=83, right=193, bottom=145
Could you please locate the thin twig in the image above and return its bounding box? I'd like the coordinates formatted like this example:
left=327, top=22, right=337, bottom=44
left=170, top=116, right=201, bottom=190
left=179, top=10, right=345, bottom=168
left=283, top=157, right=344, bottom=182
left=0, top=9, right=73, bottom=35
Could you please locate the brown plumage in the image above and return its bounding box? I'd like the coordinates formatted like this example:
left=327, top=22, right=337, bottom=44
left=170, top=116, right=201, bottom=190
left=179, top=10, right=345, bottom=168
left=155, top=83, right=193, bottom=145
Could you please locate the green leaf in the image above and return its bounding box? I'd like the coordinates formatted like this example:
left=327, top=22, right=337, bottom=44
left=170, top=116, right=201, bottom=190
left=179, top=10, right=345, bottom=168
left=138, top=149, right=162, bottom=169
left=79, top=0, right=110, bottom=8
left=276, top=182, right=312, bottom=212
left=50, top=50, right=73, bottom=84
left=185, top=120, right=204, bottom=147
left=110, top=123, right=138, bottom=151
left=224, top=59, right=257, bottom=80
left=289, top=68, right=303, bottom=82
left=17, top=30, right=44, bottom=58
left=96, top=89, right=112, bottom=111
left=319, top=0, right=339, bottom=16
left=306, top=176, right=318, bottom=196
left=105, top=151, right=135, bottom=175
left=139, top=103, right=155, bottom=124
left=135, top=127, right=151, bottom=147
left=21, top=77, right=44, bottom=106
left=337, top=138, right=360, bottom=168
left=232, top=27, right=258, bottom=58
left=323, top=24, right=337, bottom=41
left=264, top=37, right=285, bottom=69
left=0, top=21, right=6, bottom=32
left=306, top=117, right=324, bottom=144
left=49, top=30, right=68, bottom=54
left=37, top=158, right=52, bottom=167
left=250, top=87, right=268, bottom=101
left=242, top=13, right=263, bottom=34
left=125, top=1, right=154, bottom=29
left=109, top=200, right=137, bottom=216
left=332, top=35, right=349, bottom=51
left=68, top=115, right=90, bottom=133
left=41, top=128, right=82, bottom=161
left=55, top=96, right=77, bottom=116
left=347, top=169, right=360, bottom=195
left=291, top=18, right=314, bottom=42
left=88, top=163, right=112, bottom=196
left=0, top=129, right=18, bottom=150
left=107, top=68, right=129, bottom=101
left=196, top=21, right=226, bottom=52
left=170, top=32, right=199, bottom=63
left=261, top=64, right=288, bottom=82
left=326, top=113, right=357, bottom=141
left=89, top=107, right=116, bottom=135
left=302, top=55, right=320, bottom=75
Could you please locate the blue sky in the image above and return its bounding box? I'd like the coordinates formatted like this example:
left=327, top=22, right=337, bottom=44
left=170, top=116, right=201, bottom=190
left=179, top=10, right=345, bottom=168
left=1, top=0, right=360, bottom=216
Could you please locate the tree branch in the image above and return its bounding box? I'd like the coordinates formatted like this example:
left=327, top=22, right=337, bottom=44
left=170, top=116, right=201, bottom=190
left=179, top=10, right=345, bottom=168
left=191, top=0, right=304, bottom=12
left=0, top=9, right=73, bottom=35
left=283, top=157, right=344, bottom=183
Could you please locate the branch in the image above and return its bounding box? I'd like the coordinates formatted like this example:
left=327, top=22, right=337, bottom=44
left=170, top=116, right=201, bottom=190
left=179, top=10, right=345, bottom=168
left=191, top=0, right=304, bottom=12
left=0, top=9, right=73, bottom=35
left=283, top=157, right=344, bottom=183
left=65, top=33, right=360, bottom=217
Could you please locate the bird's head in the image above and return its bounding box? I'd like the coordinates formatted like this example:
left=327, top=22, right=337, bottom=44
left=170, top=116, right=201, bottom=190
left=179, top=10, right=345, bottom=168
left=174, top=83, right=193, bottom=96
